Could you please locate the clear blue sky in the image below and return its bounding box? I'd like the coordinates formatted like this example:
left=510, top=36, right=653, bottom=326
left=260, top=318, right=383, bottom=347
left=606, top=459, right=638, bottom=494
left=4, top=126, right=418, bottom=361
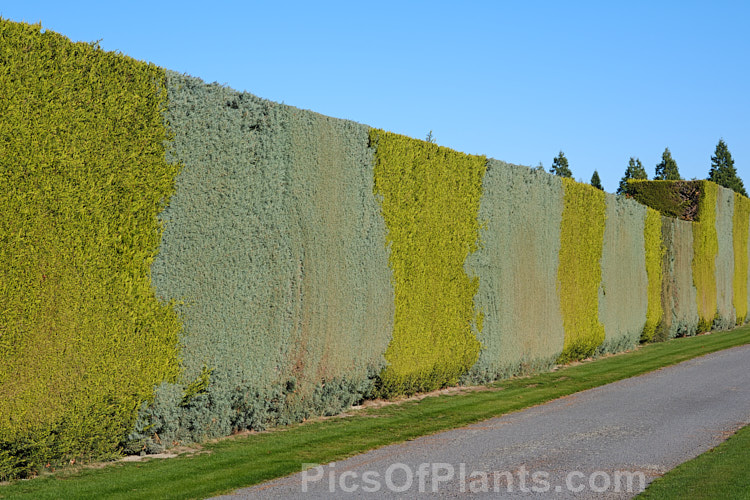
left=3, top=1, right=749, bottom=192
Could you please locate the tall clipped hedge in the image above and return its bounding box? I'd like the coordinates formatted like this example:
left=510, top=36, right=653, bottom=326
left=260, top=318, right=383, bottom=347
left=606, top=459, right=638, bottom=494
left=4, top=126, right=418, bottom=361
left=0, top=20, right=181, bottom=478
left=557, top=179, right=607, bottom=362
left=692, top=182, right=719, bottom=331
left=370, top=130, right=485, bottom=395
left=597, top=193, right=648, bottom=353
left=465, top=161, right=565, bottom=383
left=130, top=73, right=394, bottom=450
left=625, top=180, right=702, bottom=220
left=714, top=186, right=735, bottom=329
left=658, top=217, right=699, bottom=340
left=642, top=207, right=665, bottom=342
left=735, top=193, right=750, bottom=324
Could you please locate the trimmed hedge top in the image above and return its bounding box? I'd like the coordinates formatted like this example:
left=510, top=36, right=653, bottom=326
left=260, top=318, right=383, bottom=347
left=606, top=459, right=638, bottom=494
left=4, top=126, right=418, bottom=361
left=625, top=180, right=702, bottom=220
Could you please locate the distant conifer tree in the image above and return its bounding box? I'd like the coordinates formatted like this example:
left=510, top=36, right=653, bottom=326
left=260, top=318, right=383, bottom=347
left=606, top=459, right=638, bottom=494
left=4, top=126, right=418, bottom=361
left=549, top=151, right=572, bottom=178
left=708, top=139, right=747, bottom=196
left=618, top=157, right=648, bottom=194
left=590, top=170, right=603, bottom=190
left=654, top=148, right=681, bottom=180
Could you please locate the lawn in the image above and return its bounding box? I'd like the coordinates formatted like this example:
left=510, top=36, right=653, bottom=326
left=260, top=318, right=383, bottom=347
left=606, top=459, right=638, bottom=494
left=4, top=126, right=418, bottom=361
left=2, top=326, right=749, bottom=499
left=638, top=423, right=750, bottom=499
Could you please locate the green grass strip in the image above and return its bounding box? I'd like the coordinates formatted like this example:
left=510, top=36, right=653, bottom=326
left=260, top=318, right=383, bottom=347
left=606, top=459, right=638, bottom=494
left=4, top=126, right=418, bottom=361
left=637, top=423, right=750, bottom=499
left=3, top=326, right=749, bottom=500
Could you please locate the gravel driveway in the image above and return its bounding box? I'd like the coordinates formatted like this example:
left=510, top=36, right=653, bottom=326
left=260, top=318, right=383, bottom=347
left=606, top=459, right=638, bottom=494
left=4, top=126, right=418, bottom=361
left=215, top=343, right=750, bottom=499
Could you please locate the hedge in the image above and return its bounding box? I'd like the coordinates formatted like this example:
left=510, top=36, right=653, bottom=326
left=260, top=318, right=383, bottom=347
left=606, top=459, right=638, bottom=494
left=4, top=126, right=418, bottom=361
left=4, top=17, right=750, bottom=481
left=642, top=207, right=665, bottom=342
left=597, top=193, right=648, bottom=353
left=557, top=179, right=607, bottom=362
left=736, top=193, right=750, bottom=324
left=658, top=216, right=699, bottom=340
left=692, top=182, right=719, bottom=331
left=370, top=130, right=485, bottom=395
left=130, top=73, right=395, bottom=450
left=0, top=20, right=181, bottom=479
left=465, top=161, right=565, bottom=383
left=625, top=180, right=702, bottom=220
left=714, top=186, right=736, bottom=329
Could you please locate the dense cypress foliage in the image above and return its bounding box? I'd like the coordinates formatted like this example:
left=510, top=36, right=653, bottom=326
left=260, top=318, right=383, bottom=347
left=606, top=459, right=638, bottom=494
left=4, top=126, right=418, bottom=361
left=0, top=20, right=181, bottom=478
left=734, top=193, right=750, bottom=324
left=557, top=179, right=607, bottom=362
left=714, top=187, right=736, bottom=329
left=370, top=130, right=485, bottom=395
left=130, top=73, right=395, bottom=450
left=624, top=180, right=702, bottom=220
left=3, top=18, right=750, bottom=481
left=597, top=193, right=649, bottom=353
left=692, top=183, right=719, bottom=332
left=465, top=161, right=565, bottom=382
left=657, top=217, right=699, bottom=340
left=642, top=208, right=665, bottom=341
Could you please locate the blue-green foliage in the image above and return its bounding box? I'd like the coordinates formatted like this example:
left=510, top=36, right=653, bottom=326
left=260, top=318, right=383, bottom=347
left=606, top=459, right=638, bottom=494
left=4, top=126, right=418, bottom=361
left=130, top=72, right=393, bottom=450
left=597, top=193, right=649, bottom=353
left=465, top=160, right=565, bottom=383
left=659, top=217, right=699, bottom=339
left=714, top=186, right=736, bottom=329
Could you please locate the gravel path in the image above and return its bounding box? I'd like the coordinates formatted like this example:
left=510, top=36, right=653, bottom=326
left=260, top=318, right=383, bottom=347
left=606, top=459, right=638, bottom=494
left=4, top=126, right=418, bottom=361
left=214, top=344, right=750, bottom=499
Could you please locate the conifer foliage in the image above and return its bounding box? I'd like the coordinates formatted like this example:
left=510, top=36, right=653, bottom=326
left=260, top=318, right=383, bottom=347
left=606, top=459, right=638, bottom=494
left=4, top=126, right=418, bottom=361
left=654, top=148, right=681, bottom=180
left=590, top=170, right=603, bottom=190
left=709, top=139, right=746, bottom=196
left=549, top=151, right=572, bottom=178
left=618, top=157, right=648, bottom=194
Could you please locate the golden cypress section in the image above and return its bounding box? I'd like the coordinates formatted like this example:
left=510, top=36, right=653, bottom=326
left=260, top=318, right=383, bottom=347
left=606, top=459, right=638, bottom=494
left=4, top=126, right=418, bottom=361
left=692, top=182, right=718, bottom=331
left=371, top=130, right=485, bottom=395
left=642, top=207, right=665, bottom=341
left=557, top=179, right=607, bottom=362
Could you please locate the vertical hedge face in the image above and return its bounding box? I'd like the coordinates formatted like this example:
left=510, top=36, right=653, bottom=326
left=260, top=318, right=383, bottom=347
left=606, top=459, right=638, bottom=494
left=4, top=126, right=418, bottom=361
left=137, top=73, right=393, bottom=447
left=659, top=217, right=699, bottom=339
left=733, top=193, right=750, bottom=324
left=371, top=130, right=485, bottom=395
left=692, top=182, right=719, bottom=331
left=597, top=193, right=649, bottom=352
left=0, top=20, right=180, bottom=478
left=714, top=186, right=735, bottom=329
left=642, top=207, right=665, bottom=342
left=557, top=179, right=607, bottom=362
left=465, top=161, right=565, bottom=382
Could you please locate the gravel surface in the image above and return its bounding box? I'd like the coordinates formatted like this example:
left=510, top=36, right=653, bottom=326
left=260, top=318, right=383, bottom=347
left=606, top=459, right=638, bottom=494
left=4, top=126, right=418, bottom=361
left=214, top=344, right=750, bottom=499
